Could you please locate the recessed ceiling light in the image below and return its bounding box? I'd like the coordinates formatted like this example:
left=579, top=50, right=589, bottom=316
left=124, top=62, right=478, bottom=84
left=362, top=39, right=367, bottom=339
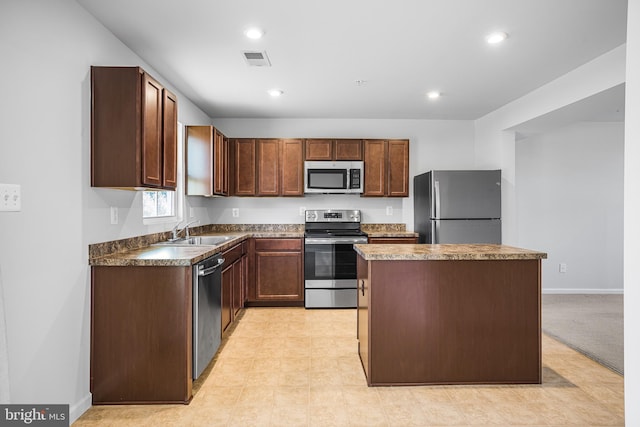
left=426, top=91, right=441, bottom=100
left=267, top=89, right=284, bottom=97
left=486, top=31, right=508, bottom=44
left=245, top=27, right=264, bottom=40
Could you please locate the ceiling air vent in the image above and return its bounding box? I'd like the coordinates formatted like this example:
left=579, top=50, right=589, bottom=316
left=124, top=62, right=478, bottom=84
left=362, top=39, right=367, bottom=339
left=243, top=50, right=271, bottom=67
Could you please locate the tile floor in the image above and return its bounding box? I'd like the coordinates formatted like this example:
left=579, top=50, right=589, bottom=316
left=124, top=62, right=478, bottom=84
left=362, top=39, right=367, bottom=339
left=74, top=308, right=625, bottom=426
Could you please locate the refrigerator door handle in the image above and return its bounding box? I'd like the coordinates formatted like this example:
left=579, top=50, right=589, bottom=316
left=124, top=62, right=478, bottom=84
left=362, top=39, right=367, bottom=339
left=434, top=180, right=441, bottom=219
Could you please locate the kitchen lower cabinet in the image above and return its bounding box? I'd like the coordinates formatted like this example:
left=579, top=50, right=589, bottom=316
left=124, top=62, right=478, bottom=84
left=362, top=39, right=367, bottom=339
left=91, top=266, right=192, bottom=404
left=247, top=238, right=304, bottom=305
left=357, top=255, right=541, bottom=386
left=221, top=263, right=233, bottom=334
left=221, top=242, right=247, bottom=335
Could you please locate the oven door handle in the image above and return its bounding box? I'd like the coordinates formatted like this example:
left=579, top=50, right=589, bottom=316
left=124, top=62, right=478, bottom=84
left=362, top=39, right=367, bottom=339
left=305, top=238, right=368, bottom=245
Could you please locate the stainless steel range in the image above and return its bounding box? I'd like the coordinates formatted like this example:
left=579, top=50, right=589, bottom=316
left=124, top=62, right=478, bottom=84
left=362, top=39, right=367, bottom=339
left=304, top=209, right=368, bottom=308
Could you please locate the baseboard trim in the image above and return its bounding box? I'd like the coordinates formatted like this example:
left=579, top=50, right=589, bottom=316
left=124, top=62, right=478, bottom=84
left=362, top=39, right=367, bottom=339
left=70, top=393, right=92, bottom=425
left=542, top=288, right=624, bottom=294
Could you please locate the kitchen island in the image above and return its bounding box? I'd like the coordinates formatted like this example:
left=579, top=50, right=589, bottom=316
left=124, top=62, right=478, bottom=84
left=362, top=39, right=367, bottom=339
left=354, top=243, right=547, bottom=386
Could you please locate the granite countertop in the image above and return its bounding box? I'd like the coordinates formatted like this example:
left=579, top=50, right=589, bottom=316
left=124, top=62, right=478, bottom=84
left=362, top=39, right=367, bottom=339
left=354, top=244, right=547, bottom=261
left=89, top=231, right=303, bottom=267
left=89, top=223, right=418, bottom=267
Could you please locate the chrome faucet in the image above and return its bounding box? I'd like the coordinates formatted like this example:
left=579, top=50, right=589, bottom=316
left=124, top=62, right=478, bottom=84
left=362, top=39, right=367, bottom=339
left=170, top=220, right=199, bottom=240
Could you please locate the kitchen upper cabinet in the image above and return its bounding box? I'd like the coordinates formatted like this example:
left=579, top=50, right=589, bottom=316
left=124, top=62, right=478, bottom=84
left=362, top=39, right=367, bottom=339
left=363, top=140, right=386, bottom=196
left=186, top=126, right=213, bottom=196
left=247, top=238, right=304, bottom=304
left=185, top=125, right=228, bottom=196
left=257, top=139, right=280, bottom=196
left=233, top=138, right=303, bottom=197
left=387, top=140, right=410, bottom=197
left=305, top=139, right=362, bottom=161
left=214, top=130, right=229, bottom=195
left=280, top=139, right=304, bottom=196
left=363, top=139, right=409, bottom=197
left=231, top=139, right=257, bottom=196
left=91, top=66, right=178, bottom=190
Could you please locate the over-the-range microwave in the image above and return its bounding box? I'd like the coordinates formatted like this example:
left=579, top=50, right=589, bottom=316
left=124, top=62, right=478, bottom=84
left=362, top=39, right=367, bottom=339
left=304, top=161, right=364, bottom=194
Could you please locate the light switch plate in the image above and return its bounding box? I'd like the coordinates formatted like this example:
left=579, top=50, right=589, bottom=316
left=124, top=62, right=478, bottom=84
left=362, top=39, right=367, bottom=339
left=0, top=183, right=21, bottom=211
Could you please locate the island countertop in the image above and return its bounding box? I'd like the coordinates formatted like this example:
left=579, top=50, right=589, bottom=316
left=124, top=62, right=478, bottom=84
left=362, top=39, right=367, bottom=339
left=354, top=243, right=547, bottom=261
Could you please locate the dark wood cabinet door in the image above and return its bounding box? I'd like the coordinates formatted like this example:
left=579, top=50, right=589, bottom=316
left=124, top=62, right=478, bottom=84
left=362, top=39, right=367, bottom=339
left=248, top=238, right=303, bottom=303
left=363, top=140, right=387, bottom=196
left=141, top=72, right=164, bottom=187
left=213, top=129, right=227, bottom=195
left=221, top=264, right=233, bottom=334
left=305, top=139, right=333, bottom=160
left=281, top=139, right=304, bottom=196
left=185, top=126, right=213, bottom=196
left=257, top=139, right=280, bottom=196
left=232, top=139, right=256, bottom=196
left=91, top=266, right=192, bottom=404
left=223, top=136, right=229, bottom=195
left=387, top=139, right=409, bottom=197
left=162, top=89, right=178, bottom=189
left=335, top=139, right=363, bottom=160
left=255, top=251, right=303, bottom=301
left=357, top=257, right=369, bottom=380
left=232, top=259, right=244, bottom=316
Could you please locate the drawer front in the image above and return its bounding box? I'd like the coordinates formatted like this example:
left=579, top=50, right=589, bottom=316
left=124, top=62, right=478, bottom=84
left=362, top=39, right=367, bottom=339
left=254, top=238, right=302, bottom=251
left=223, top=243, right=243, bottom=266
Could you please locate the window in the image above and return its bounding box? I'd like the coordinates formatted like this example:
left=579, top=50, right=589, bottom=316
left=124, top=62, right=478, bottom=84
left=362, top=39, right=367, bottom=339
left=143, top=190, right=175, bottom=218
left=142, top=122, right=184, bottom=223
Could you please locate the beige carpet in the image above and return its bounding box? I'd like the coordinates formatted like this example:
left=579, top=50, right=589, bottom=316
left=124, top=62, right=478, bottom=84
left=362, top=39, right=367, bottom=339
left=542, top=294, right=623, bottom=374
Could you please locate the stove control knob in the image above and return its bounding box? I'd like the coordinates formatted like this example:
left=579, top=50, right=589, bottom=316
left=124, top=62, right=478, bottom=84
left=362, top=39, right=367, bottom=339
left=306, top=212, right=317, bottom=221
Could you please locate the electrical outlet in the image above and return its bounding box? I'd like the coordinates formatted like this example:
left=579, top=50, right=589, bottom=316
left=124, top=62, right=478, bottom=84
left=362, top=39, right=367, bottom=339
left=232, top=208, right=239, bottom=218
left=110, top=207, right=118, bottom=225
left=386, top=206, right=393, bottom=216
left=0, top=183, right=21, bottom=211
left=189, top=207, right=195, bottom=218
left=299, top=206, right=306, bottom=216
left=559, top=263, right=567, bottom=273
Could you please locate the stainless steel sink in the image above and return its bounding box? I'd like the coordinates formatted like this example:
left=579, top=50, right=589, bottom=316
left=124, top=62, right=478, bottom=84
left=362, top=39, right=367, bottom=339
left=154, top=235, right=235, bottom=246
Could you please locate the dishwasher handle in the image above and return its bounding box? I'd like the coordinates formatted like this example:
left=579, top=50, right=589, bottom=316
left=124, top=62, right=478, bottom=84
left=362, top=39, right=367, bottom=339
left=198, top=257, right=225, bottom=277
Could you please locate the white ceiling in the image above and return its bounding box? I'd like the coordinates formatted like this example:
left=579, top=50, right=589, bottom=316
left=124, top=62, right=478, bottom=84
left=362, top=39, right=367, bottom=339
left=76, top=0, right=627, bottom=121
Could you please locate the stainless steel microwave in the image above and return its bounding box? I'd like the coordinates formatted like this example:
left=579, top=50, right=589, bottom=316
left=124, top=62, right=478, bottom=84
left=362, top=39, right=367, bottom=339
left=304, top=161, right=364, bottom=194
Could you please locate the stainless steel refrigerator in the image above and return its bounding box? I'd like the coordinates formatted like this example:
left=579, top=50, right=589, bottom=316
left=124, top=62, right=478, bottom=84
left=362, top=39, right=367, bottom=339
left=413, top=170, right=502, bottom=244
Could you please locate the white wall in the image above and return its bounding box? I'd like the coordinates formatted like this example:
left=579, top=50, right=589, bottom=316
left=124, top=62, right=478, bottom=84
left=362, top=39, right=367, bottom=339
left=624, top=0, right=640, bottom=423
left=474, top=44, right=626, bottom=245
left=0, top=0, right=210, bottom=422
left=211, top=118, right=476, bottom=228
left=515, top=122, right=624, bottom=293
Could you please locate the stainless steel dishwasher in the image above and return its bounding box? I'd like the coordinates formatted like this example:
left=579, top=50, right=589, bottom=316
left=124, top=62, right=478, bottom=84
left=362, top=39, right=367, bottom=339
left=193, top=253, right=224, bottom=379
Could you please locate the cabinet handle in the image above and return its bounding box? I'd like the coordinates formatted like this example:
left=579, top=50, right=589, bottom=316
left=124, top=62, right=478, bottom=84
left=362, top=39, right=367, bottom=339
left=361, top=280, right=365, bottom=296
